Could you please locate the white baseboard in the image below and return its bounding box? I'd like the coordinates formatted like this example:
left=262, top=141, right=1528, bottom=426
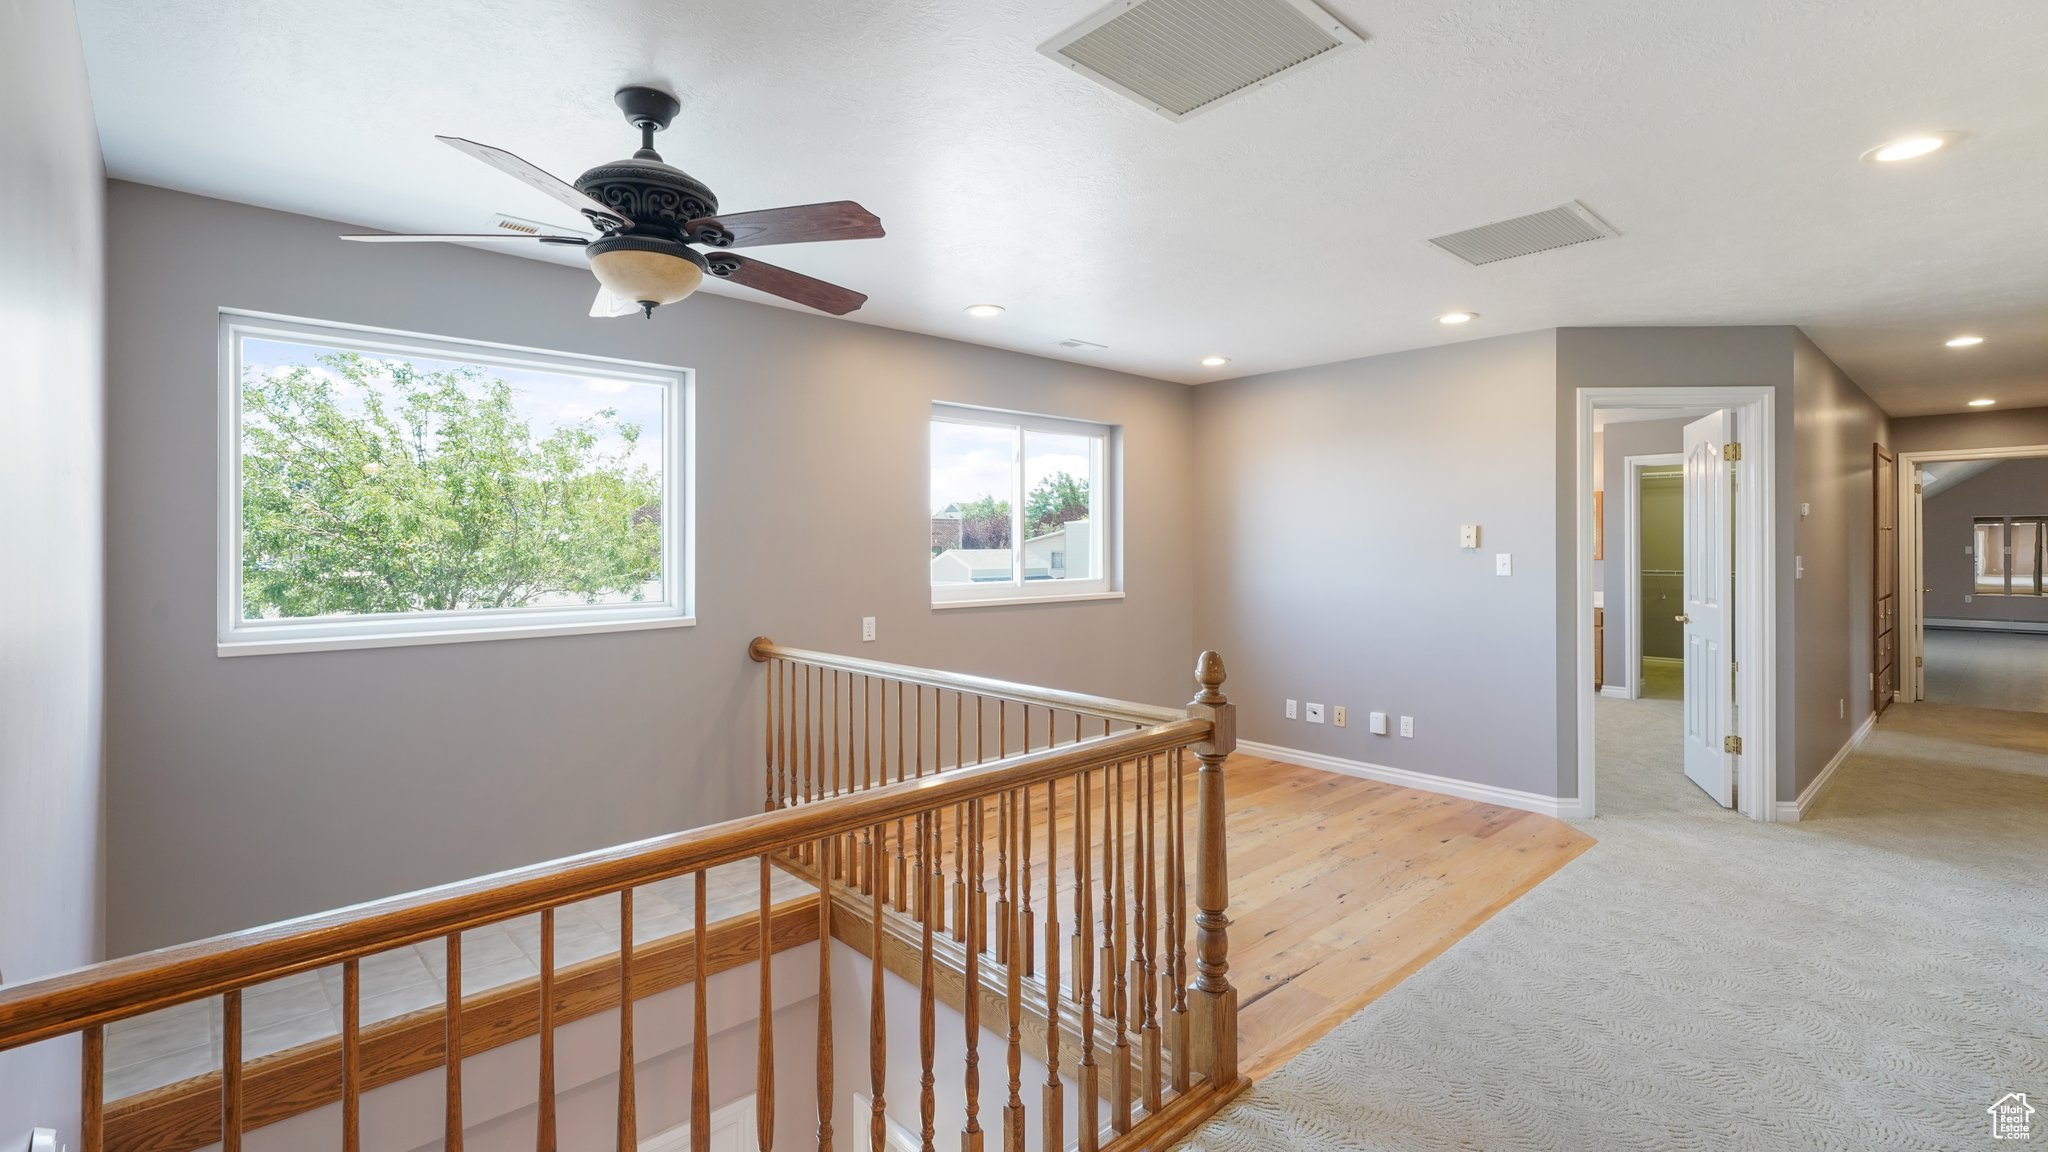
left=1599, top=685, right=1632, bottom=699
left=1237, top=739, right=1582, bottom=819
left=1926, top=617, right=2048, bottom=634
left=1775, top=711, right=1877, bottom=822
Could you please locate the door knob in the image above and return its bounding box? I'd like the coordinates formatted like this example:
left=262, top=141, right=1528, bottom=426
left=1674, top=614, right=1691, bottom=624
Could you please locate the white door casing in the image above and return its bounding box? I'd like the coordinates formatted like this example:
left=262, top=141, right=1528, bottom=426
left=1681, top=410, right=1736, bottom=807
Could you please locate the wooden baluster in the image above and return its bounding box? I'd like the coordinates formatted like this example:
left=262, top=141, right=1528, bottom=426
left=1040, top=779, right=1064, bottom=1152
left=81, top=1023, right=103, bottom=1152
left=223, top=990, right=243, bottom=1152
left=1020, top=711, right=1035, bottom=979
left=1168, top=748, right=1189, bottom=1094
left=1140, top=754, right=1163, bottom=1111
left=1003, top=787, right=1027, bottom=1152
left=845, top=673, right=859, bottom=883
left=996, top=703, right=1010, bottom=963
left=918, top=813, right=937, bottom=1152
left=1111, top=757, right=1134, bottom=1131
left=817, top=838, right=835, bottom=1152
left=869, top=828, right=888, bottom=1152
left=757, top=859, right=776, bottom=1152
left=962, top=798, right=985, bottom=1152
left=618, top=893, right=636, bottom=1152
left=766, top=658, right=777, bottom=811
left=691, top=875, right=708, bottom=1152
left=922, top=688, right=942, bottom=934
left=952, top=694, right=966, bottom=943
left=895, top=680, right=909, bottom=910
left=539, top=909, right=558, bottom=1150
left=343, top=960, right=361, bottom=1152
left=858, top=675, right=873, bottom=893
left=1075, top=770, right=1100, bottom=1152
left=1188, top=653, right=1239, bottom=1088
left=1099, top=747, right=1116, bottom=1027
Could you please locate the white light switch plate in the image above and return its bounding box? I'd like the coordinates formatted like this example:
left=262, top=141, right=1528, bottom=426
left=1494, top=553, right=1512, bottom=577
left=1285, top=699, right=1298, bottom=720
left=1399, top=715, right=1414, bottom=738
left=861, top=616, right=876, bottom=642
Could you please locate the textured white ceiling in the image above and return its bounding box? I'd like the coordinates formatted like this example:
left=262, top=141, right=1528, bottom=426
left=74, top=0, right=2048, bottom=414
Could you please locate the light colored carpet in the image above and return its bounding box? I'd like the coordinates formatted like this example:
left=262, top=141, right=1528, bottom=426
left=1177, top=697, right=2048, bottom=1150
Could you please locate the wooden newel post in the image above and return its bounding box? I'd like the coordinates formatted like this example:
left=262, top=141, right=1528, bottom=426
left=1185, top=651, right=1238, bottom=1089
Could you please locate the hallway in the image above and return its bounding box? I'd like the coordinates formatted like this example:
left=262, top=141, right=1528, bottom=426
left=1176, top=695, right=2048, bottom=1150
left=1923, top=627, right=2048, bottom=713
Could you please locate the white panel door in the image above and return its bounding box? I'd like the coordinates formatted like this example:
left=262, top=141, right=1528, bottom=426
left=1681, top=410, right=1736, bottom=807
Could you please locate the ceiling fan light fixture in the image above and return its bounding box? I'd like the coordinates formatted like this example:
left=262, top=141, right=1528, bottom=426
left=587, top=237, right=707, bottom=316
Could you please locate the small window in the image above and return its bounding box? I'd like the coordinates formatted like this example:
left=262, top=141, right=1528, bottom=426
left=1972, top=516, right=2046, bottom=597
left=219, top=312, right=692, bottom=654
left=929, top=403, right=1116, bottom=606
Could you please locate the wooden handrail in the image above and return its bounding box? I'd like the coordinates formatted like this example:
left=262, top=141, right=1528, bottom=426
left=749, top=638, right=1187, bottom=728
left=0, top=717, right=1207, bottom=1052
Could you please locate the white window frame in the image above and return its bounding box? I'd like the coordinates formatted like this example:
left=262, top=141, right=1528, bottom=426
left=218, top=310, right=695, bottom=656
left=930, top=402, right=1120, bottom=609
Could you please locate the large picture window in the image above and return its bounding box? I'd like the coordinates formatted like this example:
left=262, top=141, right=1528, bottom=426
left=219, top=312, right=692, bottom=654
left=1973, top=515, right=2046, bottom=597
left=929, top=403, right=1117, bottom=606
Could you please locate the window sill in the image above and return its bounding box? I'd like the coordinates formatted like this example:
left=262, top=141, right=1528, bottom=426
left=930, top=591, right=1125, bottom=611
left=218, top=614, right=696, bottom=657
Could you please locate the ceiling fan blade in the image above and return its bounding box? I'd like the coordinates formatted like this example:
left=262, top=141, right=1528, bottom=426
left=707, top=254, right=868, bottom=315
left=436, top=136, right=632, bottom=229
left=589, top=287, right=645, bottom=319
left=684, top=201, right=884, bottom=248
left=342, top=232, right=590, bottom=245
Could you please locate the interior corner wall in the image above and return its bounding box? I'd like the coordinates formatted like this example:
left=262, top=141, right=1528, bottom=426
left=0, top=0, right=108, bottom=1141
left=1190, top=330, right=1562, bottom=800
left=102, top=182, right=1196, bottom=956
left=1791, top=332, right=1889, bottom=797
left=1597, top=418, right=1690, bottom=691
left=1553, top=327, right=1800, bottom=801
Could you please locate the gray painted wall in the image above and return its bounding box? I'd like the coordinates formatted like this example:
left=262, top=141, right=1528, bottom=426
left=1553, top=327, right=1801, bottom=800
left=1791, top=333, right=1889, bottom=795
left=1597, top=417, right=1688, bottom=687
left=0, top=0, right=106, bottom=1141
left=1923, top=458, right=2048, bottom=625
left=1190, top=330, right=1562, bottom=799
left=1892, top=407, right=2048, bottom=455
left=104, top=182, right=1197, bottom=954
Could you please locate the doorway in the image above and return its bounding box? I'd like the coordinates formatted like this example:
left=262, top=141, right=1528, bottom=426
left=1623, top=453, right=1685, bottom=701
left=1577, top=388, right=1778, bottom=822
left=1897, top=445, right=2048, bottom=714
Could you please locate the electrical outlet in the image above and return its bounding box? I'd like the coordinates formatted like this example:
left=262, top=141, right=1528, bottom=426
left=1460, top=524, right=1480, bottom=549
left=1399, top=715, right=1415, bottom=738
left=1305, top=703, right=1326, bottom=724
left=1965, top=594, right=1973, bottom=603
left=861, top=616, right=876, bottom=642
left=1494, top=553, right=1512, bottom=577
left=1285, top=698, right=1298, bottom=720
left=1333, top=705, right=1347, bottom=728
left=1369, top=711, right=1388, bottom=735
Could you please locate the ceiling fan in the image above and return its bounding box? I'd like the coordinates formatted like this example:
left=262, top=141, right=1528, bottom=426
left=342, top=85, right=883, bottom=318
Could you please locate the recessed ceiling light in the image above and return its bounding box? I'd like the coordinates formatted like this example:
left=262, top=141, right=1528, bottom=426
left=1969, top=398, right=1997, bottom=407
left=1946, top=335, right=1985, bottom=347
left=1200, top=355, right=1230, bottom=367
left=1437, top=311, right=1478, bottom=325
left=1861, top=131, right=1961, bottom=164
left=964, top=304, right=1005, bottom=318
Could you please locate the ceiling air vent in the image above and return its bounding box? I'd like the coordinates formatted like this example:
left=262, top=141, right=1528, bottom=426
left=1426, top=201, right=1616, bottom=266
left=1040, top=0, right=1362, bottom=122
left=1056, top=338, right=1109, bottom=351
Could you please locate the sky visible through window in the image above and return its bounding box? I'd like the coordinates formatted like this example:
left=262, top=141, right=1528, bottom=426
left=929, top=420, right=1092, bottom=516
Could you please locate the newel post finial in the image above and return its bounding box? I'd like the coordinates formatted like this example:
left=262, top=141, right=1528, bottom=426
left=748, top=636, right=775, bottom=663
left=1193, top=650, right=1227, bottom=705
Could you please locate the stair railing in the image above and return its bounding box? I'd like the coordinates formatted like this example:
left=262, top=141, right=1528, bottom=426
left=0, top=641, right=1238, bottom=1152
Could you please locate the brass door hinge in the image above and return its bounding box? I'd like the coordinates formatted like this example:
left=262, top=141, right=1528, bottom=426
left=1914, top=483, right=1924, bottom=494
left=1724, top=735, right=1743, bottom=755
left=1916, top=656, right=1924, bottom=667
left=1724, top=442, right=1742, bottom=462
